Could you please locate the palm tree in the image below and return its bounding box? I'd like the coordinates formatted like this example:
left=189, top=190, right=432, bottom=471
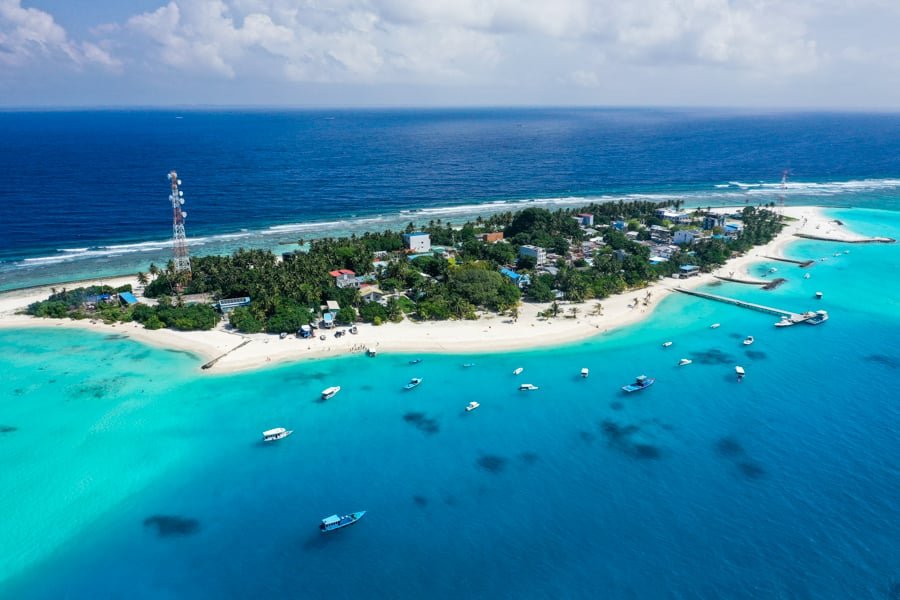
left=569, top=306, right=580, bottom=319
left=550, top=301, right=560, bottom=317
left=137, top=272, right=148, bottom=286
left=591, top=302, right=604, bottom=316
left=148, top=263, right=159, bottom=278
left=508, top=305, right=520, bottom=322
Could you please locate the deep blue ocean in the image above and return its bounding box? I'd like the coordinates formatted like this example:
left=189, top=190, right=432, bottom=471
left=2, top=108, right=900, bottom=290
left=1, top=110, right=899, bottom=599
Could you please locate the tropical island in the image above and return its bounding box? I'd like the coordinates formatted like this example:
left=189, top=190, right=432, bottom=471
left=24, top=201, right=782, bottom=332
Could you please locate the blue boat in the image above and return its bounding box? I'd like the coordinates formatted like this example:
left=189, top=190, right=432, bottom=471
left=622, top=375, right=655, bottom=393
left=319, top=511, right=366, bottom=532
left=404, top=377, right=423, bottom=390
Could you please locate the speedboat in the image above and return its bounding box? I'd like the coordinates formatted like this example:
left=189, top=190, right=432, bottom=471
left=465, top=401, right=480, bottom=412
left=262, top=427, right=292, bottom=442
left=735, top=366, right=745, bottom=381
left=742, top=336, right=754, bottom=346
left=622, top=375, right=655, bottom=393
left=815, top=291, right=823, bottom=299
left=775, top=316, right=793, bottom=327
left=513, top=367, right=524, bottom=375
left=409, top=358, right=422, bottom=365
left=662, top=341, right=673, bottom=348
left=320, top=511, right=366, bottom=532
left=710, top=323, right=721, bottom=329
left=580, top=368, right=589, bottom=378
left=678, top=358, right=692, bottom=366
left=462, top=363, right=475, bottom=368
left=519, top=383, right=539, bottom=391
left=404, top=377, right=423, bottom=390
left=321, top=386, right=341, bottom=400
left=805, top=310, right=829, bottom=325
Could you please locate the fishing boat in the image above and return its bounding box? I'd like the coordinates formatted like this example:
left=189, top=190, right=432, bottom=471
left=519, top=383, right=539, bottom=391
left=404, top=377, right=423, bottom=390
left=462, top=363, right=475, bottom=368
left=735, top=365, right=745, bottom=381
left=465, top=401, right=480, bottom=412
left=262, top=427, right=292, bottom=442
left=775, top=316, right=793, bottom=327
left=513, top=367, right=524, bottom=375
left=319, top=511, right=366, bottom=532
left=815, top=291, right=823, bottom=299
left=742, top=336, right=754, bottom=346
left=662, top=341, right=673, bottom=348
left=621, top=375, right=655, bottom=393
left=409, top=358, right=422, bottom=365
left=678, top=358, right=692, bottom=366
left=321, top=386, right=341, bottom=400
left=580, top=368, right=589, bottom=378
left=710, top=323, right=721, bottom=329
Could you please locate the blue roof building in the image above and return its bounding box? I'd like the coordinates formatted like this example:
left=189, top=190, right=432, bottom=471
left=499, top=268, right=531, bottom=289
left=118, top=291, right=138, bottom=305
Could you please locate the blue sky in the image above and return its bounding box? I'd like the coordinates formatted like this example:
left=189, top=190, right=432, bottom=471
left=2, top=0, right=899, bottom=108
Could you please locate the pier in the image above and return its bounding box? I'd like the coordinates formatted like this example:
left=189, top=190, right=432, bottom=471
left=793, top=233, right=896, bottom=244
left=762, top=255, right=815, bottom=267
left=202, top=339, right=251, bottom=370
left=671, top=288, right=806, bottom=323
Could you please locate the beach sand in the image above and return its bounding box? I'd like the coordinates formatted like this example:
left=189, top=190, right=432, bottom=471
left=0, top=206, right=858, bottom=373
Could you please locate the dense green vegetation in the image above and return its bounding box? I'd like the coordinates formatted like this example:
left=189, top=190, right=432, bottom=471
left=26, top=201, right=783, bottom=334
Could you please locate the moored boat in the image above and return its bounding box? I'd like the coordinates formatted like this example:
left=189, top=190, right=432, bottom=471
left=462, top=363, right=475, bottom=368
left=803, top=273, right=811, bottom=279
left=513, top=367, right=524, bottom=375
left=409, top=358, right=422, bottom=365
left=815, top=291, right=823, bottom=299
left=775, top=316, right=793, bottom=327
left=678, top=358, right=692, bottom=366
left=710, top=323, right=721, bottom=329
left=319, top=511, right=366, bottom=532
left=321, top=386, right=341, bottom=400
left=404, top=377, right=423, bottom=390
left=805, top=310, right=829, bottom=325
left=622, top=375, right=655, bottom=393
left=735, top=365, right=745, bottom=381
left=580, top=368, right=589, bottom=378
left=662, top=341, right=673, bottom=348
left=742, top=336, right=754, bottom=346
left=262, top=427, right=292, bottom=442
left=465, top=401, right=480, bottom=411
left=519, top=383, right=539, bottom=391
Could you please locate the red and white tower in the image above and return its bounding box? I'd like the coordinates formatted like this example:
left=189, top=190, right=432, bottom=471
left=167, top=171, right=192, bottom=275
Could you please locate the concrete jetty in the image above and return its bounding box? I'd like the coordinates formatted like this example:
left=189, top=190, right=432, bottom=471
left=763, top=255, right=815, bottom=267
left=793, top=233, right=896, bottom=244
left=671, top=288, right=806, bottom=323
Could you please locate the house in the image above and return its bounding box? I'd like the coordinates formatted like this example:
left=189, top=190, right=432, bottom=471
left=360, top=286, right=386, bottom=304
left=651, top=244, right=679, bottom=259
left=499, top=267, right=531, bottom=289
left=703, top=214, right=726, bottom=230
left=649, top=225, right=673, bottom=243
left=678, top=265, right=701, bottom=278
left=519, top=244, right=546, bottom=266
left=329, top=269, right=359, bottom=289
left=674, top=230, right=702, bottom=245
left=655, top=209, right=692, bottom=225
left=118, top=291, right=138, bottom=306
left=481, top=232, right=504, bottom=243
left=576, top=213, right=595, bottom=227
left=403, top=232, right=431, bottom=253
left=217, top=297, right=251, bottom=313
left=612, top=220, right=626, bottom=231
left=625, top=231, right=640, bottom=240
left=649, top=256, right=667, bottom=265
left=326, top=300, right=340, bottom=314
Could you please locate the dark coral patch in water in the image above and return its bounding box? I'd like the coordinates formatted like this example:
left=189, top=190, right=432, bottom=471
left=600, top=420, right=640, bottom=440
left=744, top=350, right=767, bottom=360
left=579, top=430, right=596, bottom=444
left=715, top=436, right=745, bottom=457
left=403, top=412, right=440, bottom=434
left=867, top=354, right=900, bottom=369
left=143, top=515, right=201, bottom=537
left=693, top=349, right=736, bottom=365
left=609, top=401, right=624, bottom=411
left=412, top=495, right=428, bottom=507
left=737, top=461, right=766, bottom=480
left=476, top=454, right=508, bottom=473
left=164, top=349, right=195, bottom=357
left=518, top=452, right=539, bottom=465
left=105, top=334, right=129, bottom=340
left=599, top=421, right=663, bottom=460
left=13, top=389, right=24, bottom=396
left=0, top=425, right=17, bottom=434
left=360, top=385, right=374, bottom=391
left=887, top=580, right=900, bottom=600
left=630, top=444, right=662, bottom=459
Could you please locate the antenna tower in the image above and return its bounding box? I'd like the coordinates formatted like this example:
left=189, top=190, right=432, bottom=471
left=168, top=171, right=192, bottom=275
left=777, top=170, right=788, bottom=216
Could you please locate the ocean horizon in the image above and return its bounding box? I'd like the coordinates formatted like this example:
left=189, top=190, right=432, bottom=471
left=1, top=109, right=899, bottom=598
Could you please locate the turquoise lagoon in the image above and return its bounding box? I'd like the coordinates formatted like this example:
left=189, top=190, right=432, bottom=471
left=1, top=208, right=899, bottom=599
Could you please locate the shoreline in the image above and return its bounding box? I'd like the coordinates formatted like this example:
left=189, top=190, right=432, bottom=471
left=0, top=206, right=858, bottom=373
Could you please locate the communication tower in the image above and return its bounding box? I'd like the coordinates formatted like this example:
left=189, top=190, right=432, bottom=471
left=777, top=170, right=789, bottom=216
left=167, top=171, right=192, bottom=275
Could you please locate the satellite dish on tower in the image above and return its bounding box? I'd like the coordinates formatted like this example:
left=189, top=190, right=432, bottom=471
left=177, top=179, right=182, bottom=185
left=181, top=211, right=187, bottom=219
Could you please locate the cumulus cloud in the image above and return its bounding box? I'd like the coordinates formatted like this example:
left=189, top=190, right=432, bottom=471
left=0, top=0, right=119, bottom=68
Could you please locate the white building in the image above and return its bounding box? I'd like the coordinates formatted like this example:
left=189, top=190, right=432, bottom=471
left=518, top=244, right=547, bottom=266
left=674, top=230, right=702, bottom=245
left=402, top=232, right=431, bottom=253
left=655, top=209, right=692, bottom=225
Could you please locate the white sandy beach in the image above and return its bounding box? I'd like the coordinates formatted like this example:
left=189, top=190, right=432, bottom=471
left=0, top=206, right=861, bottom=373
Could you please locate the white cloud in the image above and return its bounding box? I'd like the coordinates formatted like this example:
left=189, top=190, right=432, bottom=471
left=0, top=0, right=119, bottom=69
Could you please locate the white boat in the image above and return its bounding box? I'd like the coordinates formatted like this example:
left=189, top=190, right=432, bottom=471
left=815, top=291, right=823, bottom=299
left=678, top=358, right=692, bottom=366
left=768, top=267, right=777, bottom=273
left=742, top=336, right=754, bottom=346
left=710, top=323, right=721, bottom=329
left=775, top=317, right=793, bottom=328
left=263, top=427, right=292, bottom=442
left=662, top=341, right=673, bottom=348
left=803, top=273, right=811, bottom=279
left=580, top=368, right=589, bottom=378
left=465, top=401, right=480, bottom=412
left=833, top=252, right=841, bottom=257
left=513, top=367, right=524, bottom=375
left=735, top=366, right=745, bottom=381
left=321, top=386, right=341, bottom=400
left=519, top=383, right=539, bottom=391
